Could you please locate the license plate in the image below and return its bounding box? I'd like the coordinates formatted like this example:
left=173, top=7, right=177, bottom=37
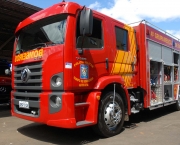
left=19, top=101, right=29, bottom=109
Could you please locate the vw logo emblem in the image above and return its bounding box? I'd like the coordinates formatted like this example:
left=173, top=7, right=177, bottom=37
left=0, top=87, right=6, bottom=92
left=21, top=68, right=30, bottom=83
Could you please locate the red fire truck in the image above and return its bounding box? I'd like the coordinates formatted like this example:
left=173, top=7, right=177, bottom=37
left=0, top=59, right=11, bottom=106
left=11, top=1, right=180, bottom=137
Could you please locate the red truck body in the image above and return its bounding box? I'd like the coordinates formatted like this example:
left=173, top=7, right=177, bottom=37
left=0, top=60, right=11, bottom=105
left=11, top=1, right=180, bottom=137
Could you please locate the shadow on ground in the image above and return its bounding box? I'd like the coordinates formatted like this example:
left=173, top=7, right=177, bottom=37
left=124, top=105, right=176, bottom=128
left=0, top=105, right=11, bottom=118
left=17, top=105, right=176, bottom=145
left=18, top=123, right=102, bottom=145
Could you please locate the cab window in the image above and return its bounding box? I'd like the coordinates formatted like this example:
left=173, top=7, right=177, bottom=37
left=76, top=16, right=103, bottom=49
left=115, top=26, right=128, bottom=51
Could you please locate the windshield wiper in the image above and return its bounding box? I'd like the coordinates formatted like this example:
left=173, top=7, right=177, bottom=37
left=15, top=49, right=26, bottom=55
left=28, top=43, right=47, bottom=49
left=28, top=42, right=59, bottom=50
left=46, top=42, right=57, bottom=46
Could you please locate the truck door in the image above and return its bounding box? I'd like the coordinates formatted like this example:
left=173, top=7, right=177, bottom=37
left=110, top=21, right=137, bottom=88
left=73, top=14, right=108, bottom=90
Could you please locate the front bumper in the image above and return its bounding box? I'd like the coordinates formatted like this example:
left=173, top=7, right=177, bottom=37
left=11, top=91, right=77, bottom=128
left=11, top=91, right=101, bottom=128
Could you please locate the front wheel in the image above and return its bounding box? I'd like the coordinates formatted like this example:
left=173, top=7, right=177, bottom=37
left=93, top=92, right=125, bottom=137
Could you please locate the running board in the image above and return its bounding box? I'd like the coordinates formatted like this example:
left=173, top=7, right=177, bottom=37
left=76, top=121, right=93, bottom=126
left=150, top=101, right=176, bottom=110
left=150, top=104, right=163, bottom=110
left=164, top=101, right=176, bottom=106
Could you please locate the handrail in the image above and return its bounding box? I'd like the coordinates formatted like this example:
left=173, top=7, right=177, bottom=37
left=128, top=20, right=180, bottom=42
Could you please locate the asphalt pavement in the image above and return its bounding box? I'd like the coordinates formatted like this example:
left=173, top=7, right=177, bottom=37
left=1, top=105, right=180, bottom=145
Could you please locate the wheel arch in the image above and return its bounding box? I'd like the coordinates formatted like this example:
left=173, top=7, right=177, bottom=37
left=94, top=75, right=131, bottom=115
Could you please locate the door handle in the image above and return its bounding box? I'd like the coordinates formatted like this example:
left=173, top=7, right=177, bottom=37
left=106, top=58, right=109, bottom=69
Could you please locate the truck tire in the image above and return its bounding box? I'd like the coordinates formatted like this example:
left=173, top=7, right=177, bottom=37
left=93, top=91, right=125, bottom=137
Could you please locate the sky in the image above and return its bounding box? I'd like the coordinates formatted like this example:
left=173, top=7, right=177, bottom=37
left=20, top=0, right=180, bottom=39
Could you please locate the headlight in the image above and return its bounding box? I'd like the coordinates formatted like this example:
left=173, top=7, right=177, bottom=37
left=52, top=76, right=62, bottom=87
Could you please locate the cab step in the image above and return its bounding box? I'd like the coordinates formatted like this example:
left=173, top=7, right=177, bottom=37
left=131, top=107, right=140, bottom=114
left=130, top=98, right=139, bottom=102
left=75, top=102, right=90, bottom=107
left=131, top=110, right=139, bottom=114
left=76, top=121, right=93, bottom=126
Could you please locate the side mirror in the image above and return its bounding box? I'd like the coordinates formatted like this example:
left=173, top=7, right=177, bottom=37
left=5, top=69, right=11, bottom=75
left=80, top=8, right=93, bottom=36
left=79, top=8, right=93, bottom=55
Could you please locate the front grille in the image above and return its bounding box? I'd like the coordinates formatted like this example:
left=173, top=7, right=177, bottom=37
left=13, top=61, right=42, bottom=117
left=14, top=61, right=42, bottom=90
left=15, top=106, right=39, bottom=116
left=13, top=91, right=40, bottom=117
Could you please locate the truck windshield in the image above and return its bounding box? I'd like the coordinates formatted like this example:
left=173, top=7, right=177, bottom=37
left=15, top=14, right=67, bottom=54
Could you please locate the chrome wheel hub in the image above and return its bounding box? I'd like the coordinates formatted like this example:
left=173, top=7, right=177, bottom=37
left=104, top=102, right=122, bottom=130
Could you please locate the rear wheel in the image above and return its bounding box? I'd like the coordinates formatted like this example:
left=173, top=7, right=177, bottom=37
left=93, top=91, right=125, bottom=137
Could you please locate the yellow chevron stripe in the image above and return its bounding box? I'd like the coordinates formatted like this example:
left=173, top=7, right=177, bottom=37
left=110, top=24, right=136, bottom=88
left=113, top=63, right=121, bottom=74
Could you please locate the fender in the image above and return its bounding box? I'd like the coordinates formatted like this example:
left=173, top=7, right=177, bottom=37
left=94, top=75, right=124, bottom=90
left=94, top=75, right=131, bottom=115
